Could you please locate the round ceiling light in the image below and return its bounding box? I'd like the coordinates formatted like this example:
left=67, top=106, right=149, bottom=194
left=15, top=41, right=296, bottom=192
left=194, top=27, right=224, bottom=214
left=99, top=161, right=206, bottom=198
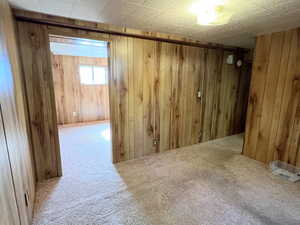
left=189, top=0, right=233, bottom=25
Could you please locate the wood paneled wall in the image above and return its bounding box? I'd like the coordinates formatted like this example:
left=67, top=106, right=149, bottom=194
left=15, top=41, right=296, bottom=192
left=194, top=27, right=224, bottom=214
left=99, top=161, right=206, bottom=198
left=0, top=0, right=35, bottom=224
left=244, top=29, right=300, bottom=166
left=51, top=55, right=110, bottom=124
left=17, top=22, right=62, bottom=181
left=0, top=107, right=19, bottom=225
left=111, top=37, right=251, bottom=161
left=16, top=20, right=251, bottom=174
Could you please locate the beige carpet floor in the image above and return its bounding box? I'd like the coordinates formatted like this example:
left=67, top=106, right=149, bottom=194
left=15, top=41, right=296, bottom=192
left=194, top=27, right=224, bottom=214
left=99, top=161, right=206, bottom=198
left=32, top=123, right=300, bottom=225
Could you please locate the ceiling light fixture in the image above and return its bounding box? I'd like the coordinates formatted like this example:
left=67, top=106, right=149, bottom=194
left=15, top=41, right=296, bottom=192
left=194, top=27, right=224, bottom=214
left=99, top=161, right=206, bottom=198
left=189, top=0, right=232, bottom=26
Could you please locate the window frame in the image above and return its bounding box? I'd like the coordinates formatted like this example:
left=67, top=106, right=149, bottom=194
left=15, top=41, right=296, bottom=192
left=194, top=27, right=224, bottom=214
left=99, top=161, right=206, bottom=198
left=79, top=64, right=107, bottom=85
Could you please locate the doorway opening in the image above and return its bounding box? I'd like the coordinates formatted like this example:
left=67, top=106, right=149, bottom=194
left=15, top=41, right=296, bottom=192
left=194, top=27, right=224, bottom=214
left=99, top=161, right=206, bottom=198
left=49, top=35, right=112, bottom=175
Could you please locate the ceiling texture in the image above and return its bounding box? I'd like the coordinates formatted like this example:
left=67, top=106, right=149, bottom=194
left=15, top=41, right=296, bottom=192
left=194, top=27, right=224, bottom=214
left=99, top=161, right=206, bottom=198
left=9, top=0, right=300, bottom=48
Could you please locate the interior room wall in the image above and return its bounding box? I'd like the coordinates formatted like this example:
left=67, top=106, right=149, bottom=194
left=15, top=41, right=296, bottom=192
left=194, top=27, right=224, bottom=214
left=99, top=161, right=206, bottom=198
left=243, top=28, right=300, bottom=166
left=0, top=107, right=19, bottom=225
left=0, top=0, right=35, bottom=224
left=16, top=19, right=251, bottom=179
left=110, top=37, right=252, bottom=161
left=52, top=55, right=110, bottom=125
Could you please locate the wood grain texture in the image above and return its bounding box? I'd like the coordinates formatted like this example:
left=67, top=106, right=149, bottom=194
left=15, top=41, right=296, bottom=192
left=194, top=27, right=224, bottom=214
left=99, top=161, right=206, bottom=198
left=243, top=28, right=300, bottom=166
left=0, top=0, right=35, bottom=224
left=12, top=9, right=243, bottom=52
left=16, top=21, right=251, bottom=167
left=16, top=22, right=62, bottom=181
left=51, top=55, right=110, bottom=124
left=110, top=38, right=251, bottom=161
left=0, top=106, right=19, bottom=225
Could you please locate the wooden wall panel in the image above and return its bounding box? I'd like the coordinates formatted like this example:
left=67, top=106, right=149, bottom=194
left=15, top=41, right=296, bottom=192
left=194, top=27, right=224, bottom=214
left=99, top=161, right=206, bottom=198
left=132, top=38, right=145, bottom=159
left=0, top=0, right=35, bottom=224
left=51, top=55, right=109, bottom=124
left=0, top=106, right=19, bottom=225
left=243, top=28, right=300, bottom=166
left=110, top=37, right=251, bottom=161
left=158, top=42, right=173, bottom=152
left=16, top=21, right=251, bottom=169
left=17, top=22, right=62, bottom=181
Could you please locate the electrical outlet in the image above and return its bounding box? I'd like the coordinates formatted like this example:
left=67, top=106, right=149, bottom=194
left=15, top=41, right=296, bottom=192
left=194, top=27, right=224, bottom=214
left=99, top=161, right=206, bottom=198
left=72, top=112, right=77, bottom=117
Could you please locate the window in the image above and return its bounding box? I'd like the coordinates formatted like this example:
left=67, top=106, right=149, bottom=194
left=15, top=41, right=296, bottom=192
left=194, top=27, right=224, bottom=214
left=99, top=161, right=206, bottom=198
left=79, top=65, right=107, bottom=85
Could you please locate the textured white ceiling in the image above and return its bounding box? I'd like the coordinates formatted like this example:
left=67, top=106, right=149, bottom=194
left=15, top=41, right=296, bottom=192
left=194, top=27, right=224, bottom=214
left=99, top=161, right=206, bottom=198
left=9, top=0, right=300, bottom=48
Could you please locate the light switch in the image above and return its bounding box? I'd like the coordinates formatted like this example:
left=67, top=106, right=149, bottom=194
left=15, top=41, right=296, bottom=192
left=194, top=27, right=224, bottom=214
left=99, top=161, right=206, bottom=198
left=197, top=90, right=202, bottom=99
left=226, top=54, right=234, bottom=64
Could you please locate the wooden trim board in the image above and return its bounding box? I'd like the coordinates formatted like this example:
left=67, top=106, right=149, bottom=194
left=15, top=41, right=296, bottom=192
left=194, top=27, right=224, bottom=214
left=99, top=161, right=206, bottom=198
left=57, top=120, right=110, bottom=128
